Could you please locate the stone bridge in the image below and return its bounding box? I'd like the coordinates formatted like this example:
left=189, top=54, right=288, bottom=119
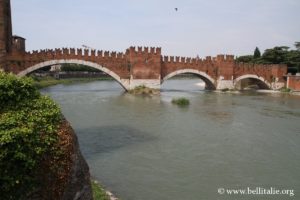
left=2, top=45, right=287, bottom=90
left=0, top=0, right=287, bottom=91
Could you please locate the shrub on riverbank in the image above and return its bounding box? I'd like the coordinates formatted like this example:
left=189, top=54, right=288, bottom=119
left=171, top=97, right=190, bottom=106
left=128, top=85, right=160, bottom=95
left=0, top=72, right=62, bottom=199
left=0, top=72, right=39, bottom=109
left=92, top=180, right=111, bottom=200
left=280, top=87, right=292, bottom=93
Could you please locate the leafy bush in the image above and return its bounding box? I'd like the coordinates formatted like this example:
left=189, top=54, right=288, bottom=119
left=0, top=72, right=62, bottom=199
left=280, top=87, right=292, bottom=93
left=0, top=72, right=39, bottom=110
left=171, top=97, right=190, bottom=106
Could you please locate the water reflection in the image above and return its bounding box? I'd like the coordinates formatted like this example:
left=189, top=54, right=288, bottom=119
left=76, top=125, right=156, bottom=157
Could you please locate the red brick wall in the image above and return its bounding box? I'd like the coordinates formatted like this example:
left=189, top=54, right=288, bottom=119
left=161, top=54, right=287, bottom=84
left=287, top=76, right=300, bottom=91
left=127, top=46, right=161, bottom=79
left=0, top=0, right=13, bottom=67
left=5, top=48, right=130, bottom=79
left=234, top=63, right=287, bottom=83
left=161, top=55, right=218, bottom=80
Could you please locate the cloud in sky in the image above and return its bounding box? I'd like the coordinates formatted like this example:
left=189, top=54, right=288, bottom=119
left=11, top=0, right=300, bottom=57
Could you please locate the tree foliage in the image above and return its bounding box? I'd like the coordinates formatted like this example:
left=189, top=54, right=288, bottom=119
left=0, top=72, right=62, bottom=199
left=0, top=73, right=39, bottom=110
left=253, top=47, right=261, bottom=59
left=61, top=63, right=100, bottom=72
left=261, top=46, right=290, bottom=64
left=295, top=42, right=300, bottom=51
left=236, top=43, right=300, bottom=73
left=236, top=55, right=254, bottom=63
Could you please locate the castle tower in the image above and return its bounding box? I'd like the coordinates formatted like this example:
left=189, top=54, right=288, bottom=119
left=0, top=0, right=13, bottom=67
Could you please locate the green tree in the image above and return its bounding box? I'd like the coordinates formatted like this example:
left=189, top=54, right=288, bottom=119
left=261, top=46, right=289, bottom=64
left=236, top=55, right=254, bottom=63
left=253, top=47, right=261, bottom=59
left=294, top=42, right=300, bottom=51
left=286, top=50, right=300, bottom=73
left=236, top=42, right=300, bottom=73
left=61, top=64, right=100, bottom=72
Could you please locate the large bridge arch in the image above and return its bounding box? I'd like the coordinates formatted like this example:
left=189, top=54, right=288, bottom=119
left=162, top=69, right=216, bottom=90
left=234, top=74, right=271, bottom=90
left=17, top=59, right=130, bottom=90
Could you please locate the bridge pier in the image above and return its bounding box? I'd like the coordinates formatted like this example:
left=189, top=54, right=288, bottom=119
left=216, top=77, right=234, bottom=90
left=129, top=78, right=161, bottom=90
left=270, top=81, right=285, bottom=90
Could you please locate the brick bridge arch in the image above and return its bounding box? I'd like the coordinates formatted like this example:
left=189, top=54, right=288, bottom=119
left=234, top=74, right=271, bottom=90
left=17, top=59, right=130, bottom=90
left=162, top=69, right=216, bottom=90
left=3, top=46, right=287, bottom=91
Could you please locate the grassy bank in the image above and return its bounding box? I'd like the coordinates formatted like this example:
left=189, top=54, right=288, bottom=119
left=33, top=76, right=113, bottom=89
left=92, top=180, right=114, bottom=200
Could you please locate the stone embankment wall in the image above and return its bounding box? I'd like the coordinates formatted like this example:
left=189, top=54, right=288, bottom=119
left=61, top=120, right=93, bottom=200
left=287, top=74, right=300, bottom=91
left=25, top=119, right=93, bottom=200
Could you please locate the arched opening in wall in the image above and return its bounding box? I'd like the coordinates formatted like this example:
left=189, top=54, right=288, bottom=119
left=161, top=69, right=216, bottom=92
left=18, top=60, right=128, bottom=91
left=234, top=77, right=270, bottom=90
left=27, top=63, right=109, bottom=79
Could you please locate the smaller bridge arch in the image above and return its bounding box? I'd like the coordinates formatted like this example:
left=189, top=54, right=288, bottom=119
left=17, top=59, right=130, bottom=90
left=234, top=74, right=271, bottom=90
left=162, top=69, right=216, bottom=90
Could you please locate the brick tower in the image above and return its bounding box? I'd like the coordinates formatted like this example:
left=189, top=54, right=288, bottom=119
left=0, top=0, right=13, bottom=68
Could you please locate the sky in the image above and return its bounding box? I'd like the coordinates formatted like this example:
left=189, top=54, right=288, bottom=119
left=11, top=0, right=300, bottom=58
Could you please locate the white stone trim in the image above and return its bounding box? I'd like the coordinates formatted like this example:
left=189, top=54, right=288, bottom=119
left=17, top=59, right=130, bottom=90
left=162, top=69, right=215, bottom=86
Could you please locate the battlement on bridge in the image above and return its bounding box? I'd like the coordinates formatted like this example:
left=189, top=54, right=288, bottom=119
left=126, top=46, right=161, bottom=56
left=161, top=54, right=235, bottom=65
left=24, top=48, right=126, bottom=60
left=235, top=62, right=287, bottom=82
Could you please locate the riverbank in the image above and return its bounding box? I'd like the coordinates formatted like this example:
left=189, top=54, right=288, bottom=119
left=92, top=180, right=119, bottom=200
left=291, top=91, right=300, bottom=96
left=33, top=76, right=113, bottom=89
left=214, top=88, right=300, bottom=96
left=31, top=75, right=119, bottom=199
left=257, top=89, right=300, bottom=96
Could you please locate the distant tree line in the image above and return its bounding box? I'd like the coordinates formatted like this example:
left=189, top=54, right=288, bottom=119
left=60, top=64, right=101, bottom=72
left=236, top=42, right=300, bottom=74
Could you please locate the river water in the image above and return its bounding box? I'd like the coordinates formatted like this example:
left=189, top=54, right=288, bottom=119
left=42, top=79, right=300, bottom=200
